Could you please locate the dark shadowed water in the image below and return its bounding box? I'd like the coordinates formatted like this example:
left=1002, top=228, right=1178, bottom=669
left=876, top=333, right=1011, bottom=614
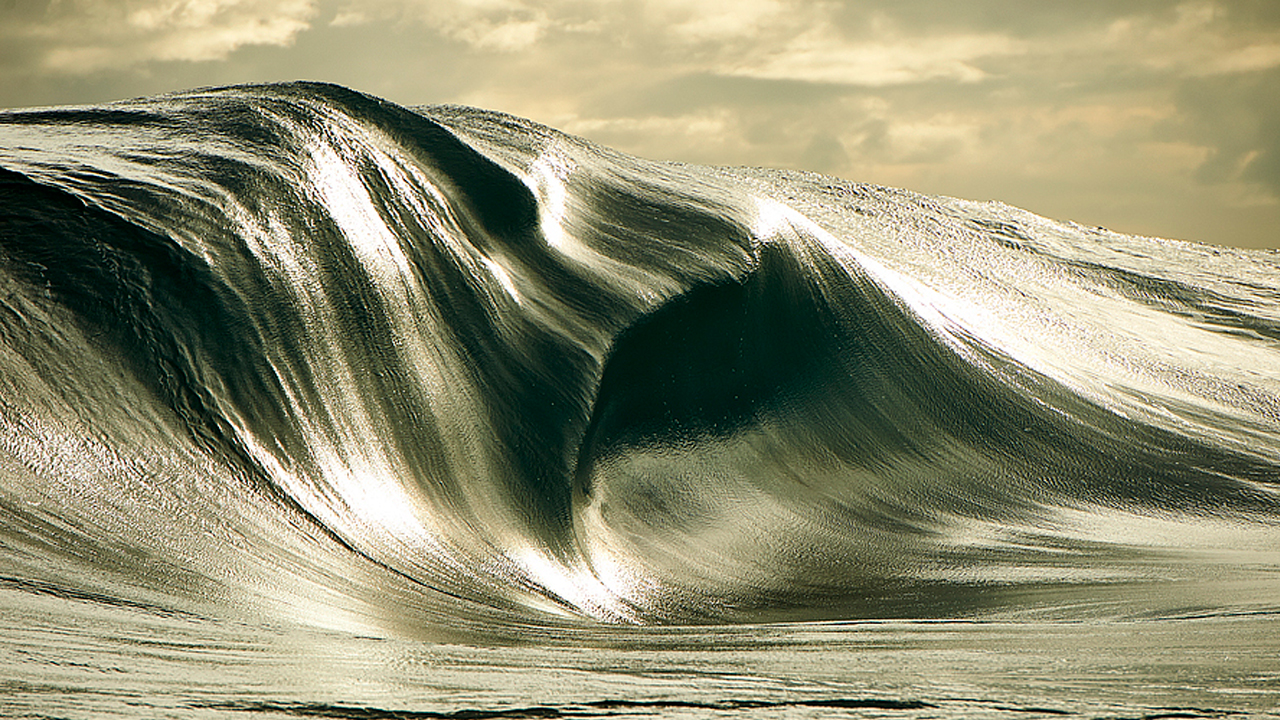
left=1, top=82, right=1277, bottom=718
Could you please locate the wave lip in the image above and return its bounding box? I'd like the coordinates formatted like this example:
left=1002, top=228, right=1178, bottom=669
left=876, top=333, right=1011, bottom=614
left=1, top=81, right=1278, bottom=630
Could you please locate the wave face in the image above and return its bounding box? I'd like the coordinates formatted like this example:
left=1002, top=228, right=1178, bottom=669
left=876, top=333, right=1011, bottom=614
left=1, top=82, right=1279, bottom=636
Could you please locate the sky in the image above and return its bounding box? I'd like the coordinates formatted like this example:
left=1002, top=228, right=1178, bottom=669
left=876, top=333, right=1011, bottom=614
left=2, top=0, right=1278, bottom=249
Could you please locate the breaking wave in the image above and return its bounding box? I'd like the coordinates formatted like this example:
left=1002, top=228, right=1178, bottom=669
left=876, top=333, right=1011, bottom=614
left=1, top=82, right=1278, bottom=637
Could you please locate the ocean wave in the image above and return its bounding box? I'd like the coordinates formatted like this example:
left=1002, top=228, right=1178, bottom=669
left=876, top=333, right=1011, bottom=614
left=1, top=82, right=1277, bottom=634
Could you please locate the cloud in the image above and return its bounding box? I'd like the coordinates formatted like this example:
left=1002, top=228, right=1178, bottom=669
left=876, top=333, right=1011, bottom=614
left=326, top=0, right=821, bottom=56
left=327, top=0, right=560, bottom=52
left=1091, top=1, right=1280, bottom=77
left=1171, top=65, right=1280, bottom=199
left=798, top=133, right=850, bottom=175
left=724, top=30, right=1028, bottom=86
left=1198, top=43, right=1280, bottom=75
left=3, top=0, right=317, bottom=73
left=637, top=0, right=790, bottom=43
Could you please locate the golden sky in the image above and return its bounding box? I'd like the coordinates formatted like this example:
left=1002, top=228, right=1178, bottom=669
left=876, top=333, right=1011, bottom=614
left=2, top=0, right=1278, bottom=248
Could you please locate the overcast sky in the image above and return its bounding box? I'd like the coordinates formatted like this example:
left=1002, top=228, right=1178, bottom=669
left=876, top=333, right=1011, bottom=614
left=2, top=0, right=1278, bottom=248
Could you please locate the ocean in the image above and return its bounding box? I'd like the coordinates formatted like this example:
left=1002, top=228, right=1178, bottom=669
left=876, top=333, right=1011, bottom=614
left=1, top=81, right=1277, bottom=719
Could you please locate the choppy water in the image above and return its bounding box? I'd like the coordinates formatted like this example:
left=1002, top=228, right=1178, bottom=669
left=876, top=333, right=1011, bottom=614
left=1, top=82, right=1277, bottom=718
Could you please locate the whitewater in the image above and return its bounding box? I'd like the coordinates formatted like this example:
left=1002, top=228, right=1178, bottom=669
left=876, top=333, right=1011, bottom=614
left=1, top=82, right=1277, bottom=718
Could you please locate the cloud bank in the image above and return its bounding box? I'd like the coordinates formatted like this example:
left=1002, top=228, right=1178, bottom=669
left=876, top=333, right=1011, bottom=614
left=1, top=0, right=1277, bottom=247
left=3, top=0, right=316, bottom=72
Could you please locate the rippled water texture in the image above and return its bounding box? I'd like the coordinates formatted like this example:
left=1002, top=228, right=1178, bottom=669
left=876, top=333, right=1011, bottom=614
left=1, top=82, right=1278, bottom=718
